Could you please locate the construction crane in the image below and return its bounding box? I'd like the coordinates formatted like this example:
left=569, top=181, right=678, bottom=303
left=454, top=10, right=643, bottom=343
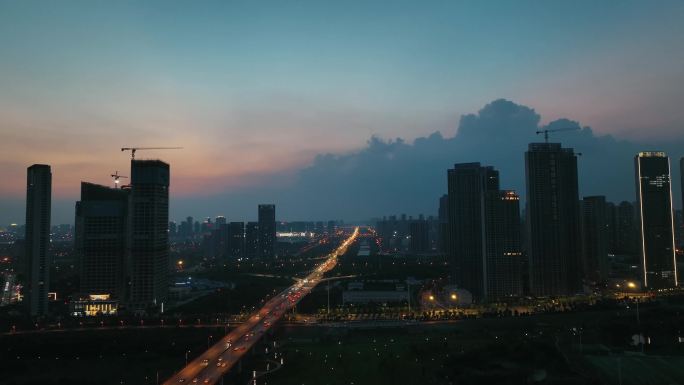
left=120, top=147, right=183, bottom=159
left=535, top=126, right=580, bottom=143
left=110, top=171, right=128, bottom=189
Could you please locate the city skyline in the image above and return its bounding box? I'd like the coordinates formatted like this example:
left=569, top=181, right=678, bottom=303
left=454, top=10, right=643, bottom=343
left=3, top=3, right=684, bottom=384
left=2, top=1, right=684, bottom=223
left=2, top=98, right=684, bottom=225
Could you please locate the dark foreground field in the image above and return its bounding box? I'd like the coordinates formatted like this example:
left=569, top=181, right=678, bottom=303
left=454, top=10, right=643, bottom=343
left=2, top=300, right=684, bottom=385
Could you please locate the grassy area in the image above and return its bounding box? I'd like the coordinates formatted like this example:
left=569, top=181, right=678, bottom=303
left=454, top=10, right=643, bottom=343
left=268, top=319, right=588, bottom=385
left=585, top=354, right=684, bottom=385
left=0, top=328, right=223, bottom=385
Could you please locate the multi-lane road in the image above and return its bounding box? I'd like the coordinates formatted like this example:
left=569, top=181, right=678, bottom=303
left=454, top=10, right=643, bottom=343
left=163, top=227, right=359, bottom=385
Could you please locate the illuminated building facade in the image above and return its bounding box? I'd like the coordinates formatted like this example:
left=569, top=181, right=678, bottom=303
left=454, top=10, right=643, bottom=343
left=634, top=152, right=678, bottom=289
left=25, top=164, right=52, bottom=317
left=70, top=294, right=118, bottom=317
left=525, top=143, right=581, bottom=296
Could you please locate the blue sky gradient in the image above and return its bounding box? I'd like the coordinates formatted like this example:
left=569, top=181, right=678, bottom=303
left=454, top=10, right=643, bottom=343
left=1, top=1, right=683, bottom=222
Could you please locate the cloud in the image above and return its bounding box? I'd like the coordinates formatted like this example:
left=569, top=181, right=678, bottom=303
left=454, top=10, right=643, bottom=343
left=263, top=98, right=684, bottom=220
left=4, top=99, right=683, bottom=224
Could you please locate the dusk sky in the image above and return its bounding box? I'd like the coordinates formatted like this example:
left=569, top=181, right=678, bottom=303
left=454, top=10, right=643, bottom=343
left=2, top=1, right=684, bottom=224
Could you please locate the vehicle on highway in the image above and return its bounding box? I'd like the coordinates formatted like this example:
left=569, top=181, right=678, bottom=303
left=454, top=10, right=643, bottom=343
left=200, top=359, right=209, bottom=366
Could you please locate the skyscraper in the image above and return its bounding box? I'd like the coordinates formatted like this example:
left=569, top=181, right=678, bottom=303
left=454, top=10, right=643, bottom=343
left=215, top=216, right=227, bottom=226
left=484, top=190, right=523, bottom=299
left=438, top=194, right=449, bottom=254
left=186, top=216, right=194, bottom=236
left=447, top=163, right=522, bottom=301
left=616, top=201, right=637, bottom=256
left=245, top=222, right=259, bottom=259
left=408, top=220, right=429, bottom=254
left=681, top=157, right=684, bottom=223
left=635, top=152, right=677, bottom=289
left=75, top=183, right=129, bottom=300
left=525, top=143, right=581, bottom=296
left=581, top=196, right=609, bottom=282
left=227, top=222, right=245, bottom=259
left=24, top=164, right=51, bottom=317
left=448, top=163, right=497, bottom=299
left=129, top=160, right=170, bottom=311
left=168, top=221, right=177, bottom=238
left=681, top=157, right=684, bottom=210
left=258, top=204, right=276, bottom=258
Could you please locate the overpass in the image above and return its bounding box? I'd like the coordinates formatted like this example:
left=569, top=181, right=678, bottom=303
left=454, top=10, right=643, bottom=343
left=163, top=227, right=359, bottom=385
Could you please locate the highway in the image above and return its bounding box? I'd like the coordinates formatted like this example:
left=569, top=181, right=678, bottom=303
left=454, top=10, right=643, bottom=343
left=163, top=227, right=359, bottom=385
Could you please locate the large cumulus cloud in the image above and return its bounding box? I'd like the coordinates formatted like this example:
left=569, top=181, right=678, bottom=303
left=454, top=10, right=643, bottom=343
left=272, top=99, right=684, bottom=220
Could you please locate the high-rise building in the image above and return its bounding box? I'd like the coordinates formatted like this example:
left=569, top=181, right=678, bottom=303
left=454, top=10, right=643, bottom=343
left=227, top=222, right=245, bottom=259
left=408, top=220, right=429, bottom=254
left=635, top=152, right=677, bottom=289
left=447, top=163, right=522, bottom=301
left=75, top=183, right=129, bottom=299
left=616, top=201, right=637, bottom=256
left=258, top=204, right=276, bottom=258
left=525, top=143, right=581, bottom=296
left=448, top=163, right=497, bottom=298
left=484, top=190, right=523, bottom=299
left=186, top=216, right=194, bottom=236
left=24, top=164, right=52, bottom=316
left=681, top=157, right=684, bottom=216
left=215, top=216, right=227, bottom=226
left=581, top=196, right=609, bottom=282
left=168, top=221, right=177, bottom=238
left=674, top=210, right=683, bottom=249
left=129, top=160, right=170, bottom=311
left=245, top=222, right=259, bottom=259
left=201, top=217, right=212, bottom=234
left=680, top=157, right=684, bottom=245
left=605, top=202, right=617, bottom=255
left=438, top=194, right=449, bottom=254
